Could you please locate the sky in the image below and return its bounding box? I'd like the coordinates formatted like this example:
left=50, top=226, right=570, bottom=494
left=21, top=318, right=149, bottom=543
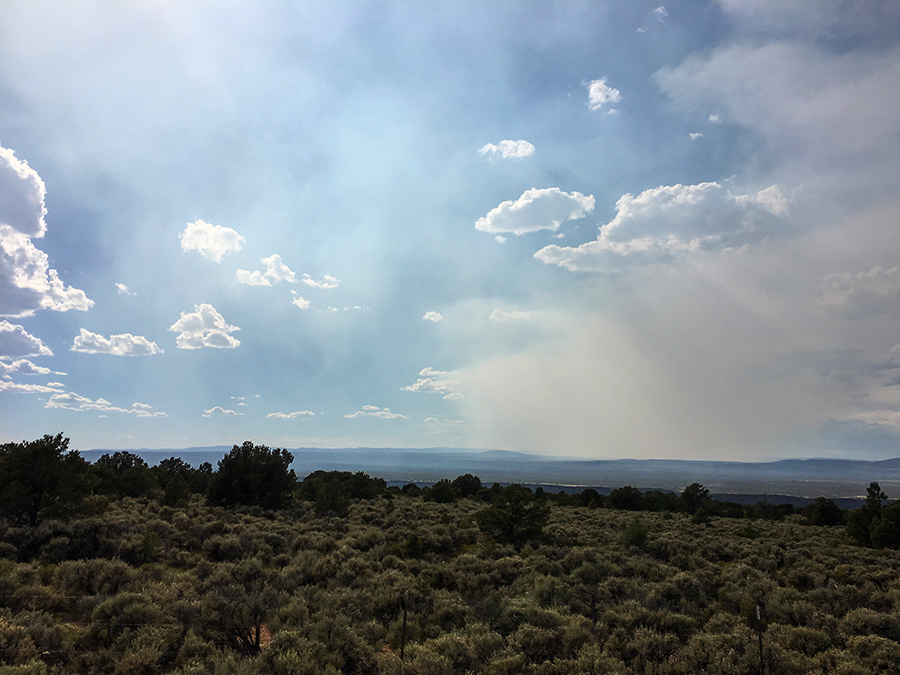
left=2, top=0, right=900, bottom=461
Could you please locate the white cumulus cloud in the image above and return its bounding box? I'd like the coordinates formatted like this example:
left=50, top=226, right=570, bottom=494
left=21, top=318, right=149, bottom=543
left=479, top=140, right=535, bottom=160
left=0, top=226, right=94, bottom=317
left=291, top=291, right=311, bottom=309
left=301, top=273, right=340, bottom=289
left=45, top=392, right=166, bottom=417
left=168, top=303, right=241, bottom=350
left=0, top=358, right=52, bottom=375
left=535, top=182, right=787, bottom=271
left=71, top=329, right=163, bottom=356
left=586, top=78, right=621, bottom=111
left=0, top=145, right=47, bottom=237
left=0, top=146, right=93, bottom=318
left=236, top=254, right=297, bottom=286
left=267, top=410, right=315, bottom=419
left=344, top=405, right=407, bottom=419
left=179, top=219, right=244, bottom=262
left=0, top=320, right=52, bottom=357
left=116, top=283, right=136, bottom=296
left=654, top=6, right=668, bottom=21
left=422, top=311, right=444, bottom=323
left=202, top=406, right=242, bottom=417
left=476, top=188, right=595, bottom=236
left=0, top=380, right=65, bottom=394
left=401, top=367, right=462, bottom=400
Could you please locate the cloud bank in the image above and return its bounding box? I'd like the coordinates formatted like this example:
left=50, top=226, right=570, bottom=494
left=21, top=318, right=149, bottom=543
left=535, top=182, right=786, bottom=271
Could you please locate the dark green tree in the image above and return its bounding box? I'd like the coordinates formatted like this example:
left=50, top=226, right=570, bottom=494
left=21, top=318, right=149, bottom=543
left=577, top=488, right=602, bottom=508
left=870, top=501, right=900, bottom=549
left=425, top=479, right=459, bottom=503
left=207, top=441, right=296, bottom=509
left=608, top=485, right=643, bottom=511
left=475, top=484, right=549, bottom=548
left=679, top=483, right=711, bottom=514
left=451, top=473, right=482, bottom=498
left=92, top=451, right=158, bottom=498
left=153, top=456, right=212, bottom=497
left=866, top=481, right=888, bottom=511
left=803, top=497, right=844, bottom=527
left=847, top=482, right=889, bottom=547
left=0, top=433, right=90, bottom=525
left=641, top=490, right=679, bottom=512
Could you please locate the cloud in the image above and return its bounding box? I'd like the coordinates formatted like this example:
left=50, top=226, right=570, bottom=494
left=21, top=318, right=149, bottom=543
left=301, top=273, right=340, bottom=289
left=0, top=146, right=47, bottom=238
left=0, top=226, right=94, bottom=317
left=0, top=358, right=52, bottom=375
left=423, top=417, right=465, bottom=436
left=45, top=392, right=166, bottom=417
left=0, top=379, right=64, bottom=394
left=479, top=140, right=535, bottom=160
left=0, top=146, right=92, bottom=318
left=202, top=406, right=242, bottom=417
left=0, top=320, right=52, bottom=357
left=116, top=282, right=135, bottom=296
left=654, top=6, right=668, bottom=21
left=71, top=329, right=163, bottom=356
left=476, top=188, right=595, bottom=236
left=586, top=78, right=621, bottom=111
left=490, top=309, right=531, bottom=322
left=816, top=266, right=900, bottom=318
left=401, top=366, right=462, bottom=400
left=422, top=311, right=444, bottom=323
left=535, top=182, right=787, bottom=271
left=266, top=410, right=315, bottom=419
left=179, top=219, right=244, bottom=262
left=689, top=132, right=703, bottom=140
left=424, top=417, right=464, bottom=428
left=344, top=405, right=407, bottom=419
left=290, top=291, right=311, bottom=309
left=718, top=0, right=900, bottom=39
left=656, top=43, right=900, bottom=170
left=168, top=303, right=241, bottom=349
left=236, top=254, right=297, bottom=286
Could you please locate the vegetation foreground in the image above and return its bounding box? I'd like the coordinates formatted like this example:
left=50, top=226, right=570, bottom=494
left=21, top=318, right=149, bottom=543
left=2, top=435, right=900, bottom=674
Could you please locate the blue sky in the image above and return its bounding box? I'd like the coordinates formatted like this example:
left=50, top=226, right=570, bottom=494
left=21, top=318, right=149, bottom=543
left=2, top=0, right=900, bottom=460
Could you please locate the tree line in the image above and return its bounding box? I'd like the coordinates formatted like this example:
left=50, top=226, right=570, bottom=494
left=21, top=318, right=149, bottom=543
left=0, top=434, right=891, bottom=549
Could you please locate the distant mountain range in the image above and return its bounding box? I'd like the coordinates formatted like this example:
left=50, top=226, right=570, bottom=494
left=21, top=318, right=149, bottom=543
left=80, top=446, right=900, bottom=503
